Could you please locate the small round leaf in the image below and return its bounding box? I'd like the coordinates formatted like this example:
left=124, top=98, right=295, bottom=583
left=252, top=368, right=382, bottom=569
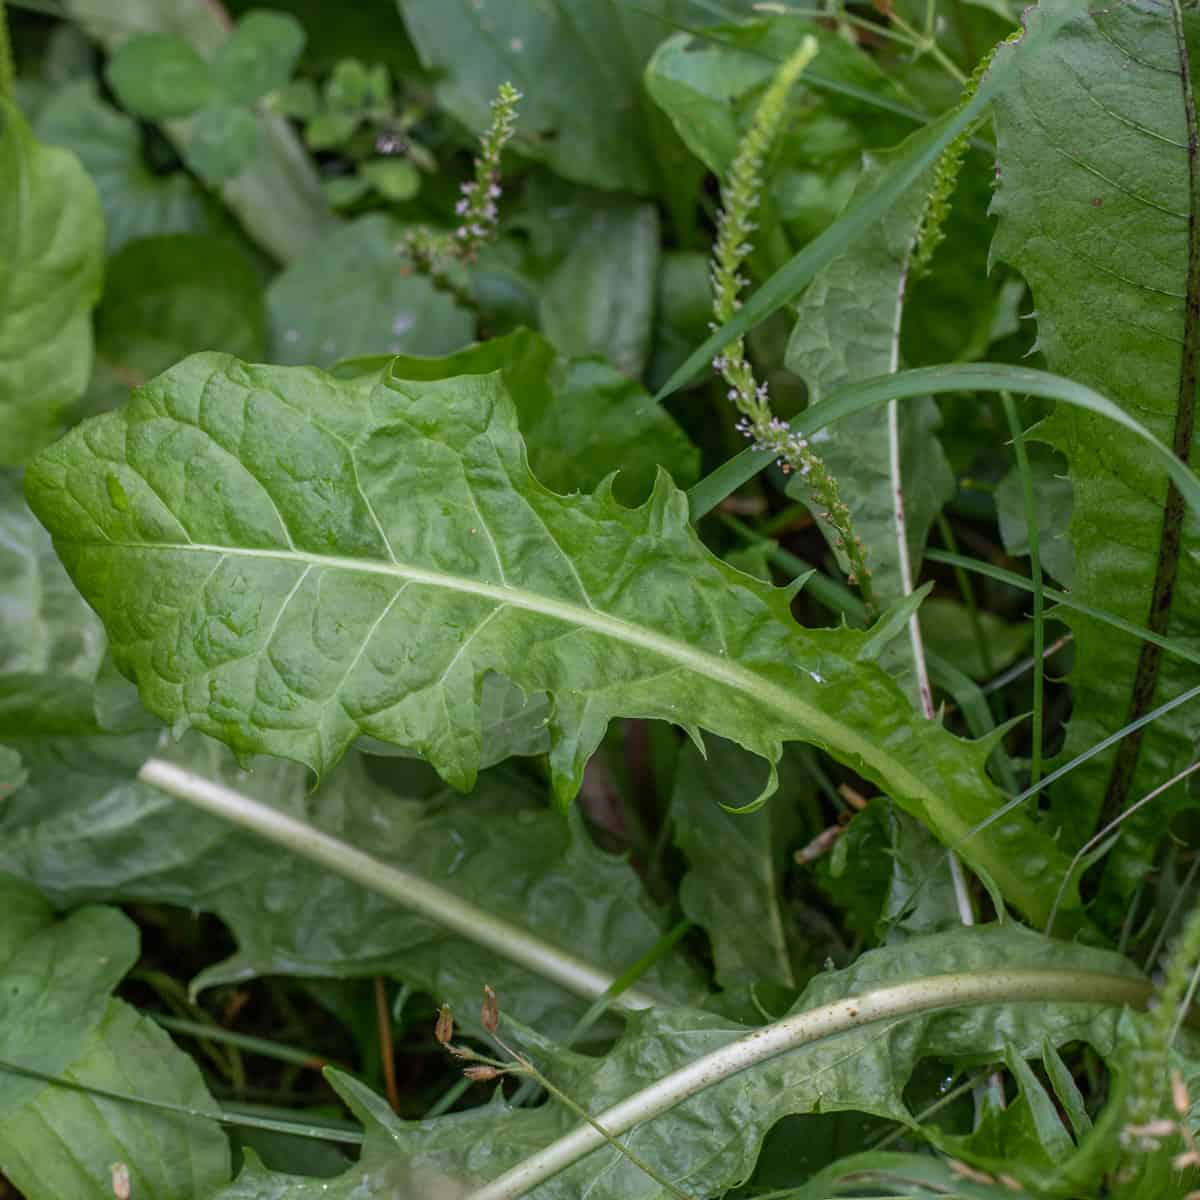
left=185, top=103, right=259, bottom=182
left=106, top=34, right=213, bottom=120
left=213, top=10, right=307, bottom=105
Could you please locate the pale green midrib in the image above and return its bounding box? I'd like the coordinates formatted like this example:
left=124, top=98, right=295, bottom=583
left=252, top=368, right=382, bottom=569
left=76, top=536, right=937, bottom=804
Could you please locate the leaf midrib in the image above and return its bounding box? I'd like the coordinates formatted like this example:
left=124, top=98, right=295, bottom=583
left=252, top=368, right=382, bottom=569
left=73, top=536, right=937, bottom=806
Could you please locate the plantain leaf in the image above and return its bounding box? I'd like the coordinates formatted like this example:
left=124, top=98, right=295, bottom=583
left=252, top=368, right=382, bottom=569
left=0, top=873, right=230, bottom=1200
left=26, top=351, right=1081, bottom=926
left=990, top=0, right=1200, bottom=915
left=209, top=925, right=1150, bottom=1199
left=0, top=98, right=104, bottom=466
left=0, top=734, right=701, bottom=1036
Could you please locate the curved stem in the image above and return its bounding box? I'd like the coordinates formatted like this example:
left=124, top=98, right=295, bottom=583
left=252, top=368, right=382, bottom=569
left=137, top=758, right=661, bottom=1012
left=466, top=968, right=1153, bottom=1200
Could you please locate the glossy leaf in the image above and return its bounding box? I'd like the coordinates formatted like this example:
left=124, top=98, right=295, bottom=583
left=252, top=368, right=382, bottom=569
left=990, top=0, right=1200, bottom=908
left=26, top=351, right=1080, bottom=926
left=538, top=200, right=659, bottom=377
left=266, top=215, right=474, bottom=366
left=353, top=327, right=699, bottom=504
left=0, top=874, right=230, bottom=1200
left=210, top=924, right=1147, bottom=1199
left=0, top=98, right=104, bottom=465
left=0, top=736, right=700, bottom=1036
left=0, top=471, right=147, bottom=739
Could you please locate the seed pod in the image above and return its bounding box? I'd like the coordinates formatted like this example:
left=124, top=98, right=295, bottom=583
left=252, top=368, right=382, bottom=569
left=463, top=1065, right=501, bottom=1083
left=481, top=985, right=500, bottom=1034
left=435, top=1003, right=454, bottom=1046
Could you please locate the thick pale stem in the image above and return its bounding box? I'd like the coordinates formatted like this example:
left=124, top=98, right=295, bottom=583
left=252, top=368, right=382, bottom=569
left=466, top=968, right=1152, bottom=1200
left=887, top=261, right=972, bottom=925
left=137, top=758, right=661, bottom=1012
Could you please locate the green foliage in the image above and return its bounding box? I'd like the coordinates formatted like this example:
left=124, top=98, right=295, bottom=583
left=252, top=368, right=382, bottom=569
left=25, top=350, right=1079, bottom=926
left=0, top=736, right=701, bottom=1036
left=5, top=0, right=1200, bottom=1193
left=0, top=874, right=230, bottom=1200
left=35, top=80, right=224, bottom=253
left=991, top=0, right=1200, bottom=916
left=397, top=0, right=705, bottom=194
left=265, top=215, right=474, bottom=365
left=0, top=97, right=103, bottom=464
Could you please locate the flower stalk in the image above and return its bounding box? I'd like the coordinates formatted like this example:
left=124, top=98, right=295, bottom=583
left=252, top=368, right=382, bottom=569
left=710, top=37, right=876, bottom=613
left=404, top=81, right=521, bottom=307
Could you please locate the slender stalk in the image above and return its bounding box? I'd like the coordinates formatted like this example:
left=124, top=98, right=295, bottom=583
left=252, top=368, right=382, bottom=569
left=981, top=634, right=1072, bottom=696
left=0, top=1058, right=364, bottom=1144
left=0, top=0, right=14, bottom=101
left=137, top=759, right=661, bottom=1012
left=927, top=550, right=1200, bottom=670
left=375, top=977, right=401, bottom=1112
left=1045, top=762, right=1200, bottom=937
left=1003, top=394, right=1045, bottom=785
left=466, top=969, right=1155, bottom=1199
left=935, top=516, right=995, bottom=679
left=886, top=258, right=972, bottom=923
left=150, top=1013, right=340, bottom=1071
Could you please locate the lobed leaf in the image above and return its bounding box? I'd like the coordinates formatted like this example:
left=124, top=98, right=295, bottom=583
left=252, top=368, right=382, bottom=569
left=209, top=924, right=1150, bottom=1199
left=26, top=351, right=1079, bottom=925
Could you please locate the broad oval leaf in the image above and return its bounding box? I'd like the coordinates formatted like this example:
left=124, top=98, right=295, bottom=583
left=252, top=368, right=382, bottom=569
left=27, top=351, right=1076, bottom=926
left=0, top=98, right=104, bottom=466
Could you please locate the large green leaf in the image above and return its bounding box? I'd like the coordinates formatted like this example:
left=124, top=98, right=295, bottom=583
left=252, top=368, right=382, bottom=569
left=266, top=215, right=474, bottom=367
left=0, top=873, right=230, bottom=1200
left=396, top=0, right=710, bottom=194
left=26, top=351, right=1081, bottom=926
left=0, top=735, right=700, bottom=1036
left=538, top=199, right=659, bottom=377
left=990, top=0, right=1200, bottom=911
left=0, top=98, right=104, bottom=466
left=210, top=925, right=1150, bottom=1198
left=35, top=80, right=224, bottom=254
left=344, top=328, right=699, bottom=504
